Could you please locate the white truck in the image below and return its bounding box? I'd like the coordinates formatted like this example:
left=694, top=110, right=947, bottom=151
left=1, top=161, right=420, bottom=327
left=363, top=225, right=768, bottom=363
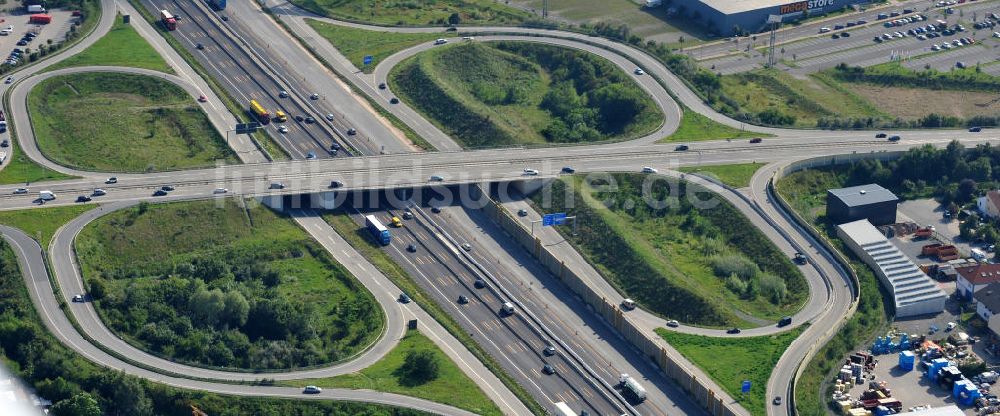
left=26, top=4, right=45, bottom=13
left=39, top=190, right=55, bottom=201
left=645, top=0, right=662, bottom=7
left=620, top=373, right=647, bottom=402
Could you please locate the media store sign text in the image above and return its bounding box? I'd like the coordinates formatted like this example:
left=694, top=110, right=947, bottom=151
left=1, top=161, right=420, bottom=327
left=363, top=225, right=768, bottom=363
left=779, top=0, right=834, bottom=14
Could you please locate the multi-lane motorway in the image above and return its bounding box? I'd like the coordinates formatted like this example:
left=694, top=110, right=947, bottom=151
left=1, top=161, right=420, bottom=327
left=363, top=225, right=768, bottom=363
left=2, top=0, right=999, bottom=415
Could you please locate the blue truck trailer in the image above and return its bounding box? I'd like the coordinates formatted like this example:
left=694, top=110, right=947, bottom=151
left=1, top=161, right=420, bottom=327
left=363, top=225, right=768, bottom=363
left=365, top=215, right=391, bottom=245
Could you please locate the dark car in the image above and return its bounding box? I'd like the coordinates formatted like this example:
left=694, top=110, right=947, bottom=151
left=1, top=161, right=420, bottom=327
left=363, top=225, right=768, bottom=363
left=517, top=209, right=528, bottom=217
left=16, top=41, right=26, bottom=46
left=970, top=126, right=983, bottom=132
left=329, top=180, right=343, bottom=188
left=841, top=32, right=851, bottom=37
left=474, top=279, right=486, bottom=289
left=389, top=97, right=399, bottom=104
left=161, top=185, right=175, bottom=191
left=153, top=189, right=168, bottom=196
left=888, top=135, right=901, bottom=142
left=773, top=396, right=782, bottom=406
left=295, top=115, right=305, bottom=122
left=196, top=43, right=204, bottom=50
left=542, top=364, right=556, bottom=375
left=778, top=316, right=793, bottom=327
left=221, top=15, right=229, bottom=21
left=674, top=144, right=689, bottom=151
left=407, top=244, right=417, bottom=252
left=543, top=345, right=556, bottom=356
left=561, top=166, right=575, bottom=173
left=457, top=295, right=469, bottom=304
left=75, top=195, right=91, bottom=203
left=727, top=328, right=741, bottom=334
left=331, top=142, right=341, bottom=151
left=378, top=83, right=387, bottom=90
left=749, top=137, right=763, bottom=143
left=398, top=293, right=411, bottom=303
left=0, top=140, right=7, bottom=147
left=346, top=128, right=357, bottom=135
left=875, top=132, right=887, bottom=138
left=305, top=116, right=315, bottom=124
left=794, top=252, right=807, bottom=265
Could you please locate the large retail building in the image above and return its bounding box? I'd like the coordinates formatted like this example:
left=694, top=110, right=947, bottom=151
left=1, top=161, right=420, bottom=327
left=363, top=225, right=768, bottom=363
left=676, top=0, right=873, bottom=35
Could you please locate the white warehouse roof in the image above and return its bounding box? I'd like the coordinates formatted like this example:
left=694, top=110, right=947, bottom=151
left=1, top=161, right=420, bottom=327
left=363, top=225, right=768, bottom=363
left=837, top=220, right=946, bottom=318
left=698, top=0, right=795, bottom=15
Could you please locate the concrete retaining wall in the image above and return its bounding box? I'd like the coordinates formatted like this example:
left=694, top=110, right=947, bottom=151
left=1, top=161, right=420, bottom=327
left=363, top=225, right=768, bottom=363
left=480, top=193, right=742, bottom=416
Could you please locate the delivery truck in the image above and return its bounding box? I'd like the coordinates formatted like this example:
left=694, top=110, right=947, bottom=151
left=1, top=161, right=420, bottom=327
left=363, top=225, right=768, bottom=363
left=365, top=215, right=391, bottom=245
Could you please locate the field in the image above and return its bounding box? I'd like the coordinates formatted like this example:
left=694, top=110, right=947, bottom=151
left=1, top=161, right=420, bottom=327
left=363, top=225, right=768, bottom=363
left=391, top=42, right=663, bottom=148
left=657, top=327, right=804, bottom=416
left=720, top=69, right=886, bottom=128
left=0, top=151, right=75, bottom=184
left=322, top=212, right=546, bottom=414
left=532, top=174, right=807, bottom=327
left=507, top=0, right=711, bottom=45
left=844, top=84, right=1000, bottom=120
left=280, top=329, right=502, bottom=416
left=29, top=72, right=237, bottom=172
left=47, top=14, right=172, bottom=73
left=0, top=205, right=94, bottom=247
left=75, top=199, right=383, bottom=370
left=0, top=239, right=430, bottom=416
left=661, top=110, right=766, bottom=143
left=305, top=19, right=456, bottom=73
left=679, top=162, right=766, bottom=188
left=289, top=0, right=532, bottom=26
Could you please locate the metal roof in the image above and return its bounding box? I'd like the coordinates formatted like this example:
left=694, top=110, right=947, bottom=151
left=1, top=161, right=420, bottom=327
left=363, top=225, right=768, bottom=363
left=828, top=184, right=899, bottom=208
left=698, top=0, right=790, bottom=15
left=975, top=282, right=1000, bottom=314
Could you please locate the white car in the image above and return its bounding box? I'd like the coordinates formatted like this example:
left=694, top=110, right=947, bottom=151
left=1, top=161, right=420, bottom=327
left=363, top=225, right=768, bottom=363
left=462, top=36, right=474, bottom=41
left=523, top=168, right=539, bottom=176
left=92, top=188, right=106, bottom=196
left=931, top=44, right=940, bottom=51
left=666, top=320, right=680, bottom=327
left=105, top=177, right=118, bottom=184
left=13, top=188, right=27, bottom=194
left=994, top=31, right=1000, bottom=38
left=72, top=294, right=84, bottom=302
left=641, top=166, right=658, bottom=174
left=633, top=67, right=645, bottom=75
left=434, top=38, right=448, bottom=45
left=213, top=188, right=228, bottom=194
left=429, top=175, right=444, bottom=182
left=325, top=113, right=334, bottom=121
left=819, top=27, right=831, bottom=33
left=278, top=125, right=289, bottom=133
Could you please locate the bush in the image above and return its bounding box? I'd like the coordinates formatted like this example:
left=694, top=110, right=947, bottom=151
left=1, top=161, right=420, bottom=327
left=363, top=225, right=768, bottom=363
left=711, top=254, right=759, bottom=281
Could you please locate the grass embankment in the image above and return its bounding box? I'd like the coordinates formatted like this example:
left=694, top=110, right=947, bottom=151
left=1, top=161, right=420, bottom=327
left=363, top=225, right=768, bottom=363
left=0, top=152, right=75, bottom=184
left=657, top=327, right=805, bottom=416
left=0, top=240, right=429, bottom=416
left=47, top=14, right=172, bottom=72
left=289, top=0, right=531, bottom=26
left=533, top=174, right=807, bottom=327
left=323, top=212, right=545, bottom=415
left=29, top=72, right=237, bottom=172
left=0, top=205, right=93, bottom=247
left=305, top=19, right=455, bottom=73
left=679, top=162, right=766, bottom=188
left=661, top=111, right=766, bottom=143
left=75, top=199, right=383, bottom=371
left=775, top=167, right=892, bottom=416
left=719, top=69, right=886, bottom=128
left=391, top=42, right=663, bottom=148
left=280, top=329, right=502, bottom=416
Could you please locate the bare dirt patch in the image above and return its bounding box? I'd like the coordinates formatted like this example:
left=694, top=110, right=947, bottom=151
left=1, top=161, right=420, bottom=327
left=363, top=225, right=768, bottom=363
left=847, top=85, right=1000, bottom=119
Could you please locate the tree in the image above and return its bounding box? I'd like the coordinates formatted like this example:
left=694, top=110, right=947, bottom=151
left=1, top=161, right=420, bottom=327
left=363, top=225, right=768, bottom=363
left=106, top=373, right=152, bottom=416
left=222, top=290, right=249, bottom=328
left=188, top=287, right=225, bottom=327
left=50, top=393, right=101, bottom=416
left=447, top=12, right=461, bottom=26
left=958, top=178, right=978, bottom=203
left=400, top=350, right=440, bottom=384
left=87, top=278, right=106, bottom=300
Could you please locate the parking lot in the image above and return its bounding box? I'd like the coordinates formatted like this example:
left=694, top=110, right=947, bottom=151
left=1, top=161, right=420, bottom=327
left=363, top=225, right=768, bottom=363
left=696, top=0, right=1000, bottom=75
left=0, top=7, right=77, bottom=69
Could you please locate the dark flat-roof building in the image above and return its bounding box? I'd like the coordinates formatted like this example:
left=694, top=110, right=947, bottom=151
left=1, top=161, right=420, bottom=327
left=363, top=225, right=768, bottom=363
left=827, top=184, right=899, bottom=225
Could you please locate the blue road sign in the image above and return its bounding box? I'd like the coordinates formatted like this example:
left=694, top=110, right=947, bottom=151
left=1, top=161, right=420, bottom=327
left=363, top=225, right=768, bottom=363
left=741, top=380, right=752, bottom=393
left=363, top=55, right=374, bottom=65
left=542, top=213, right=567, bottom=227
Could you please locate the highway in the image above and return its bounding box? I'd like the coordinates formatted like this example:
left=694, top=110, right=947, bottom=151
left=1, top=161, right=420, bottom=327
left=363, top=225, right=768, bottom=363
left=2, top=0, right=999, bottom=415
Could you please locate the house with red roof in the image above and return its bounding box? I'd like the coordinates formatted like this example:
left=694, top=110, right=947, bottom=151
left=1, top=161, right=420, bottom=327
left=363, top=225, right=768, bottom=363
left=957, top=263, right=1000, bottom=300
left=979, top=190, right=1000, bottom=219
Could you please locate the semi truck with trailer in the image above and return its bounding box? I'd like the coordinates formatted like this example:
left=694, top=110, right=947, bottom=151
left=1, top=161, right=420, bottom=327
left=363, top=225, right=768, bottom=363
left=365, top=215, right=391, bottom=245
left=160, top=10, right=176, bottom=31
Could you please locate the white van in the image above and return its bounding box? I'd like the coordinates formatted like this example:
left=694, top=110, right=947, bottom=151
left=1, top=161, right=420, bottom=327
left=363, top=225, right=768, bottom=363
left=972, top=248, right=988, bottom=261
left=39, top=190, right=55, bottom=201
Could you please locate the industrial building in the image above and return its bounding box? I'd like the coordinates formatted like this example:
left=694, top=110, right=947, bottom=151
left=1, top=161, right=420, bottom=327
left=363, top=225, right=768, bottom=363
left=827, top=184, right=899, bottom=226
left=673, top=0, right=874, bottom=35
left=837, top=219, right=946, bottom=318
